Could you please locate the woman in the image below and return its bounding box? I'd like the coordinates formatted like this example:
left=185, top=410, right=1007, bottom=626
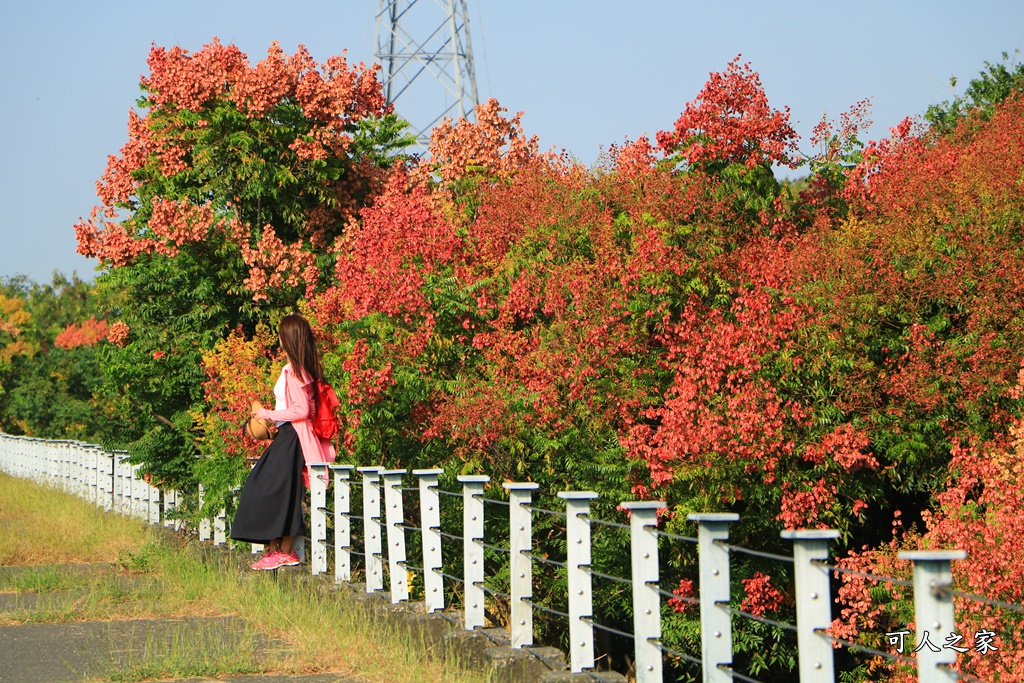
left=230, top=313, right=336, bottom=570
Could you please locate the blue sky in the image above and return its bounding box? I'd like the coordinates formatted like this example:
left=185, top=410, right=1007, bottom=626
left=2, top=0, right=1023, bottom=283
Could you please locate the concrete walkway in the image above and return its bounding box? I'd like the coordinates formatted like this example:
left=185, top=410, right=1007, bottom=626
left=0, top=565, right=361, bottom=683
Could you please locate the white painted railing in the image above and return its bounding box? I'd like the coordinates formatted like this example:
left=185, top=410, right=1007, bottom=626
left=0, top=434, right=178, bottom=528
left=1, top=433, right=1016, bottom=683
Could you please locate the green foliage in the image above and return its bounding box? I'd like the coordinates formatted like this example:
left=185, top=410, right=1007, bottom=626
left=926, top=50, right=1024, bottom=134
left=0, top=273, right=117, bottom=442
left=117, top=541, right=166, bottom=574
left=1, top=272, right=111, bottom=348
left=94, top=250, right=258, bottom=490
left=193, top=449, right=250, bottom=519
left=5, top=346, right=106, bottom=440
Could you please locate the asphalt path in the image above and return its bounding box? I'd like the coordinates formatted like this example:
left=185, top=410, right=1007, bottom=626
left=0, top=564, right=362, bottom=683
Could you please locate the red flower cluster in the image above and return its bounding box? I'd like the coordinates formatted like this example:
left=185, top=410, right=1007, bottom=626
left=75, top=38, right=391, bottom=302
left=106, top=321, right=130, bottom=347
left=656, top=56, right=799, bottom=169
left=668, top=578, right=697, bottom=614
left=740, top=571, right=784, bottom=616
left=53, top=317, right=110, bottom=350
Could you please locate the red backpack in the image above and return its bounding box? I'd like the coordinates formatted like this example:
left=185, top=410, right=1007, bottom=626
left=311, top=380, right=341, bottom=441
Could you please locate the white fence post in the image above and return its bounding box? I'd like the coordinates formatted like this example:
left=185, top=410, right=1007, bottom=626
left=163, top=490, right=178, bottom=529
left=41, top=439, right=51, bottom=483
left=65, top=442, right=73, bottom=494
left=308, top=463, right=330, bottom=575
left=130, top=462, right=140, bottom=518
left=123, top=456, right=134, bottom=516
left=458, top=474, right=489, bottom=631
left=559, top=491, right=598, bottom=673
left=128, top=465, right=141, bottom=519
left=690, top=512, right=738, bottom=683
left=62, top=442, right=72, bottom=494
left=140, top=473, right=148, bottom=520
left=213, top=507, right=227, bottom=545
left=382, top=469, right=409, bottom=603
left=358, top=466, right=385, bottom=593
left=505, top=482, right=539, bottom=649
left=81, top=444, right=91, bottom=502
left=198, top=484, right=211, bottom=542
left=98, top=448, right=113, bottom=511
left=81, top=445, right=93, bottom=505
left=625, top=501, right=667, bottom=683
left=784, top=529, right=839, bottom=683
left=147, top=478, right=160, bottom=525
left=114, top=455, right=124, bottom=514
left=898, top=550, right=966, bottom=683
left=72, top=443, right=83, bottom=499
left=415, top=468, right=445, bottom=613
left=331, top=465, right=354, bottom=583
left=90, top=445, right=98, bottom=505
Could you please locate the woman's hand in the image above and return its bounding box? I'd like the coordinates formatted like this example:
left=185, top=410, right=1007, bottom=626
left=251, top=400, right=264, bottom=417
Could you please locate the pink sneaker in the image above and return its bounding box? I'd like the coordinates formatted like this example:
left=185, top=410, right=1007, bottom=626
left=250, top=551, right=284, bottom=571
left=277, top=551, right=300, bottom=567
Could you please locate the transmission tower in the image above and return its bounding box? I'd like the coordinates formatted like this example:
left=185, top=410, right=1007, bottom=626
left=374, top=0, right=480, bottom=152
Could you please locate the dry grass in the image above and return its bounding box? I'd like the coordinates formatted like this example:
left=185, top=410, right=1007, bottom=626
left=0, top=473, right=154, bottom=565
left=0, top=472, right=482, bottom=683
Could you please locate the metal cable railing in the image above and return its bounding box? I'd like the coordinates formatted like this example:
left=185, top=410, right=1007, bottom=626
left=438, top=570, right=465, bottom=584
left=519, top=549, right=567, bottom=569
left=479, top=584, right=510, bottom=600
left=584, top=566, right=633, bottom=587
left=580, top=514, right=631, bottom=531
left=946, top=668, right=990, bottom=683
left=654, top=585, right=700, bottom=607
left=820, top=631, right=918, bottom=666
left=715, top=602, right=798, bottom=633
left=521, top=598, right=572, bottom=620
left=948, top=588, right=1024, bottom=615
left=587, top=619, right=635, bottom=641
left=522, top=503, right=567, bottom=518
left=813, top=560, right=915, bottom=587
left=651, top=528, right=699, bottom=544
left=652, top=640, right=703, bottom=666
left=716, top=540, right=795, bottom=564
left=479, top=540, right=511, bottom=554
left=718, top=664, right=769, bottom=683
left=2, top=436, right=1012, bottom=683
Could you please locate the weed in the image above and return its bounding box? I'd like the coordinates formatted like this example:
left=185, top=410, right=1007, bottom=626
left=116, top=542, right=164, bottom=574
left=1, top=565, right=81, bottom=593
left=99, top=618, right=267, bottom=682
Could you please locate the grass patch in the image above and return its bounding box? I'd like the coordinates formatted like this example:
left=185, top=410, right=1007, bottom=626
left=97, top=618, right=268, bottom=682
left=1, top=471, right=483, bottom=683
left=0, top=472, right=154, bottom=565
left=0, top=565, right=85, bottom=593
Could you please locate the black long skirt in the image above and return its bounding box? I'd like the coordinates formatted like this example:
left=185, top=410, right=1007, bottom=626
left=230, top=422, right=304, bottom=544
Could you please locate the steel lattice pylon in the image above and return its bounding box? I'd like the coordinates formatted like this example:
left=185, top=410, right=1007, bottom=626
left=374, top=0, right=480, bottom=152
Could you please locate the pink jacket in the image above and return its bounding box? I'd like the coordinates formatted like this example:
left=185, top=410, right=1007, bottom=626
left=256, top=364, right=336, bottom=467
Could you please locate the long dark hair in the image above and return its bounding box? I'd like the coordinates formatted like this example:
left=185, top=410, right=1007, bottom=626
left=279, top=313, right=324, bottom=390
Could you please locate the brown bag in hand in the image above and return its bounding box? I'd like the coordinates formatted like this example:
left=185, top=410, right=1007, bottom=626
left=243, top=416, right=276, bottom=441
